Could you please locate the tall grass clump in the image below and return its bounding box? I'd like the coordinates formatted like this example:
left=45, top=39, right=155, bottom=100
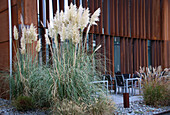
left=138, top=66, right=170, bottom=106
left=12, top=3, right=115, bottom=114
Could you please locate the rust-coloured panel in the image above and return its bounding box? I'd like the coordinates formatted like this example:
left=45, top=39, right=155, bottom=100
left=124, top=0, right=127, bottom=37
left=110, top=36, right=114, bottom=76
left=143, top=0, right=146, bottom=39
left=131, top=0, right=136, bottom=38
left=82, top=0, right=87, bottom=8
left=59, top=0, right=64, bottom=11
left=125, top=38, right=129, bottom=73
left=53, top=0, right=58, bottom=15
left=88, top=34, right=93, bottom=54
left=0, top=6, right=18, bottom=43
left=139, top=0, right=143, bottom=38
left=94, top=0, right=99, bottom=34
left=0, top=42, right=9, bottom=71
left=89, top=0, right=94, bottom=33
left=98, top=0, right=103, bottom=34
left=46, top=0, right=49, bottom=22
left=127, top=0, right=130, bottom=37
left=136, top=0, right=139, bottom=38
left=134, top=39, right=139, bottom=71
left=24, top=0, right=38, bottom=25
left=105, top=35, right=111, bottom=74
left=119, top=0, right=123, bottom=37
left=103, top=0, right=109, bottom=35
left=120, top=37, right=125, bottom=74
left=0, top=0, right=17, bottom=12
left=110, top=0, right=115, bottom=36
left=146, top=0, right=151, bottom=39
left=129, top=39, right=133, bottom=74
left=100, top=35, right=105, bottom=74
left=115, top=0, right=119, bottom=36
left=76, top=0, right=80, bottom=7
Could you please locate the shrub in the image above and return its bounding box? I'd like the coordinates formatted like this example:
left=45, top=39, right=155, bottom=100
left=14, top=96, right=34, bottom=111
left=138, top=66, right=170, bottom=106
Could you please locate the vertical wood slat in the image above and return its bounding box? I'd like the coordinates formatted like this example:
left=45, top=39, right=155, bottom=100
left=146, top=40, right=148, bottom=66
left=100, top=35, right=105, bottom=74
left=105, top=35, right=111, bottom=74
left=139, top=0, right=143, bottom=38
left=46, top=0, right=49, bottom=22
left=127, top=0, right=130, bottom=37
left=94, top=0, right=99, bottom=34
left=125, top=38, right=129, bottom=73
left=156, top=0, right=161, bottom=40
left=131, top=0, right=136, bottom=38
left=59, top=0, right=64, bottom=11
left=110, top=0, right=115, bottom=36
left=143, top=0, right=146, bottom=39
left=120, top=37, right=125, bottom=73
left=134, top=39, right=139, bottom=71
left=103, top=0, right=109, bottom=35
left=138, top=39, right=142, bottom=67
left=82, top=0, right=87, bottom=8
left=89, top=0, right=94, bottom=33
left=95, top=34, right=101, bottom=71
left=89, top=34, right=93, bottom=54
left=53, top=0, right=57, bottom=15
left=136, top=0, right=139, bottom=38
left=124, top=0, right=127, bottom=37
left=119, top=0, right=123, bottom=36
left=115, top=0, right=119, bottom=36
left=146, top=0, right=151, bottom=39
left=129, top=39, right=133, bottom=74
left=151, top=0, right=155, bottom=40
left=98, top=0, right=103, bottom=34
left=110, top=36, right=114, bottom=76
left=76, top=0, right=80, bottom=7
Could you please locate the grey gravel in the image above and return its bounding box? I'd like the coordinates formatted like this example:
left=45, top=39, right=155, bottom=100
left=114, top=101, right=170, bottom=115
left=0, top=98, right=48, bottom=115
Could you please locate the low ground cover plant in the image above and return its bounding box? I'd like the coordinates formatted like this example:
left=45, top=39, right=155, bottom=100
left=138, top=66, right=170, bottom=107
left=11, top=3, right=115, bottom=114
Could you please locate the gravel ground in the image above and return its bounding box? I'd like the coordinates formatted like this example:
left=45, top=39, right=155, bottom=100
left=114, top=101, right=170, bottom=115
left=0, top=98, right=170, bottom=115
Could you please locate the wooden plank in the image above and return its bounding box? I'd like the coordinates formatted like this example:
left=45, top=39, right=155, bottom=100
left=0, top=6, right=18, bottom=43
left=0, top=0, right=17, bottom=13
left=127, top=0, right=130, bottom=37
left=110, top=0, right=115, bottom=36
left=82, top=0, right=88, bottom=8
left=136, top=0, right=139, bottom=38
left=120, top=37, right=125, bottom=74
left=119, top=0, right=123, bottom=36
left=125, top=38, right=129, bottom=73
left=129, top=39, right=133, bottom=74
left=88, top=34, right=93, bottom=54
left=89, top=0, right=94, bottom=33
left=143, top=0, right=146, bottom=39
left=105, top=35, right=111, bottom=74
left=124, top=0, right=127, bottom=37
left=94, top=0, right=99, bottom=34
left=103, top=0, right=109, bottom=35
left=98, top=0, right=103, bottom=34
left=110, top=36, right=114, bottom=76
left=139, top=0, right=144, bottom=38
left=146, top=40, right=148, bottom=67
left=138, top=39, right=142, bottom=67
left=146, top=0, right=151, bottom=39
left=115, top=0, right=119, bottom=36
left=134, top=39, right=139, bottom=71
left=0, top=42, right=9, bottom=71
left=24, top=0, right=38, bottom=25
left=53, top=0, right=58, bottom=15
left=100, top=35, right=105, bottom=74
left=131, top=0, right=136, bottom=38
left=59, top=0, right=64, bottom=11
left=76, top=0, right=80, bottom=7
left=46, top=0, right=49, bottom=22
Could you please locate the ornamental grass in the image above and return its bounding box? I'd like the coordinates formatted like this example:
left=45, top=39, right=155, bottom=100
left=11, top=3, right=115, bottom=114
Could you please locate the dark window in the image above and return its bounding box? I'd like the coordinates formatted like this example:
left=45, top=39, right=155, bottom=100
left=114, top=37, right=121, bottom=73
left=148, top=40, right=152, bottom=67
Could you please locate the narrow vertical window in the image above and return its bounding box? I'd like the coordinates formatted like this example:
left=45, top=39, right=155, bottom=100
left=114, top=37, right=121, bottom=73
left=148, top=40, right=152, bottom=67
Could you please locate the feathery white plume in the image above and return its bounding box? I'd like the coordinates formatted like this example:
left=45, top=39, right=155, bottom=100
left=36, top=39, right=41, bottom=52
left=90, top=8, right=100, bottom=25
left=13, top=26, right=18, bottom=40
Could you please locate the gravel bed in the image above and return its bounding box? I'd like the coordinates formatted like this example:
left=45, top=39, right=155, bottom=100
left=114, top=101, right=170, bottom=115
left=0, top=98, right=48, bottom=115
left=1, top=98, right=170, bottom=115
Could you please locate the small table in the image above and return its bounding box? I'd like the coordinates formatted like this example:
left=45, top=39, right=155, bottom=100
left=90, top=80, right=108, bottom=95
left=125, top=78, right=141, bottom=95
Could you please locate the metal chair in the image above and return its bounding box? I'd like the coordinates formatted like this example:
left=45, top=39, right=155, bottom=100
left=132, top=74, right=141, bottom=95
left=102, top=74, right=114, bottom=94
left=114, top=74, right=126, bottom=94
